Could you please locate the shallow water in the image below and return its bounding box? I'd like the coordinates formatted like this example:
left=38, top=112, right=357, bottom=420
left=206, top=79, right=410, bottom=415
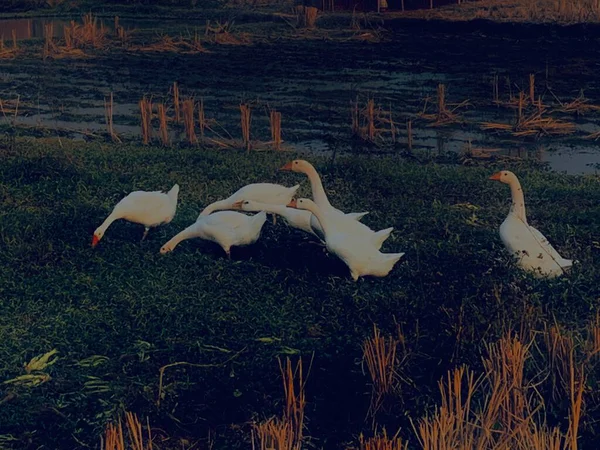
left=0, top=17, right=598, bottom=174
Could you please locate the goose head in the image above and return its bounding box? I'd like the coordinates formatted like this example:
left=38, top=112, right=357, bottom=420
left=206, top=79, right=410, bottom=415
left=91, top=228, right=104, bottom=248
left=286, top=198, right=315, bottom=211
left=489, top=170, right=518, bottom=185
left=160, top=243, right=174, bottom=254
left=279, top=159, right=311, bottom=173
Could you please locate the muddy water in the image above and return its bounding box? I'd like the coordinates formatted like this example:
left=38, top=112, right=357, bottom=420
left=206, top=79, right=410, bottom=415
left=0, top=17, right=598, bottom=174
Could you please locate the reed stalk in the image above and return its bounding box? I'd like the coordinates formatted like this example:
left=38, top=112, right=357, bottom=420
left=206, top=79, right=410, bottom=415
left=104, top=92, right=121, bottom=143
left=269, top=109, right=282, bottom=150
left=182, top=99, right=197, bottom=145
left=252, top=357, right=307, bottom=450
left=529, top=74, right=536, bottom=104
left=359, top=429, right=408, bottom=450
left=407, top=119, right=412, bottom=151
left=11, top=29, right=16, bottom=51
left=198, top=98, right=206, bottom=141
left=366, top=99, right=375, bottom=141
left=240, top=103, right=251, bottom=152
left=351, top=98, right=360, bottom=136
left=157, top=103, right=169, bottom=146
left=139, top=97, right=152, bottom=145
left=493, top=74, right=499, bottom=103
left=363, top=324, right=399, bottom=418
left=172, top=82, right=180, bottom=124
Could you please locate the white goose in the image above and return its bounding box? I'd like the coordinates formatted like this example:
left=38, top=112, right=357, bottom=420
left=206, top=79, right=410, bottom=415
left=280, top=159, right=369, bottom=220
left=198, top=183, right=300, bottom=219
left=161, top=211, right=267, bottom=258
left=288, top=198, right=404, bottom=281
left=280, top=159, right=393, bottom=249
left=92, top=184, right=179, bottom=248
left=490, top=170, right=573, bottom=278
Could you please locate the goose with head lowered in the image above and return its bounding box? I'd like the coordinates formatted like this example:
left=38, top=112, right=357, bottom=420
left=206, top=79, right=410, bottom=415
left=197, top=183, right=300, bottom=220
left=489, top=170, right=573, bottom=278
left=161, top=211, right=267, bottom=258
left=280, top=159, right=393, bottom=249
left=288, top=198, right=404, bottom=281
left=92, top=184, right=179, bottom=248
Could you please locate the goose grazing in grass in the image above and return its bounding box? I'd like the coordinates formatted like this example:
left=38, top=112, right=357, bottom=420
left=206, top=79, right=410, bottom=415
left=288, top=198, right=404, bottom=281
left=198, top=183, right=300, bottom=220
left=490, top=170, right=573, bottom=278
left=92, top=184, right=179, bottom=248
left=280, top=159, right=393, bottom=249
left=161, top=211, right=267, bottom=258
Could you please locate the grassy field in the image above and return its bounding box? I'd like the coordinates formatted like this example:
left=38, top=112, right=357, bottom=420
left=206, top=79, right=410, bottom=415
left=1, top=136, right=599, bottom=448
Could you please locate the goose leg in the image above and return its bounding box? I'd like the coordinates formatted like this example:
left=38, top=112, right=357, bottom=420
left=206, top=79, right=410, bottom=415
left=141, top=227, right=150, bottom=242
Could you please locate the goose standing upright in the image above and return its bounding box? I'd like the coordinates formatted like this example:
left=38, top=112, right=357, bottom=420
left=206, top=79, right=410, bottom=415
left=92, top=184, right=179, bottom=247
left=280, top=159, right=393, bottom=249
left=161, top=211, right=267, bottom=258
left=288, top=198, right=404, bottom=281
left=198, top=183, right=300, bottom=219
left=489, top=170, right=573, bottom=278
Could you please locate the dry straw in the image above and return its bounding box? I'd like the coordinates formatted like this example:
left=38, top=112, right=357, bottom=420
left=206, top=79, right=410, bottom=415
left=363, top=324, right=399, bottom=418
left=252, top=357, right=308, bottom=450
left=358, top=429, right=408, bottom=450
left=139, top=97, right=152, bottom=145
left=104, top=92, right=121, bottom=143
left=182, top=99, right=197, bottom=145
left=101, top=412, right=153, bottom=450
left=157, top=103, right=169, bottom=146
left=198, top=97, right=206, bottom=141
left=172, top=82, right=180, bottom=124
left=240, top=103, right=251, bottom=151
left=269, top=109, right=282, bottom=150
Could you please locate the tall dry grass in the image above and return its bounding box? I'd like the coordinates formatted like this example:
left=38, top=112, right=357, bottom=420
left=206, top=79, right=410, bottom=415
left=182, top=99, right=197, bottom=145
left=240, top=103, right=252, bottom=151
left=359, top=429, right=408, bottom=450
left=104, top=92, right=121, bottom=143
left=101, top=412, right=153, bottom=450
left=139, top=97, right=152, bottom=145
left=252, top=357, right=308, bottom=450
left=157, top=103, right=169, bottom=146
left=269, top=109, right=282, bottom=150
left=363, top=324, right=400, bottom=418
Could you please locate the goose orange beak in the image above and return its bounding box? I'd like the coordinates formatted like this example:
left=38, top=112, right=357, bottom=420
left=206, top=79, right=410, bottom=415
left=279, top=162, right=293, bottom=171
left=91, top=235, right=100, bottom=248
left=489, top=172, right=502, bottom=181
left=287, top=199, right=298, bottom=208
left=231, top=200, right=244, bottom=208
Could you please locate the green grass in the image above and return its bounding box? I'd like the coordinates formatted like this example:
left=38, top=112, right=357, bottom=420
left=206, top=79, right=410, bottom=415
left=1, top=137, right=599, bottom=449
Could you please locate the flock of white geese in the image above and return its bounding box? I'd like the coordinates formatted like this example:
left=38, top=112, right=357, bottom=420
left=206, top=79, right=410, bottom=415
left=91, top=159, right=574, bottom=280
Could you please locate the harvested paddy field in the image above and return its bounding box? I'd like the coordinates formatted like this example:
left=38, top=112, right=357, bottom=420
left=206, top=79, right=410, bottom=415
left=1, top=3, right=600, bottom=449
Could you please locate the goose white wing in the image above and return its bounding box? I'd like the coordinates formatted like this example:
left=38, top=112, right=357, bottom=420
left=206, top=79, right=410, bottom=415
left=499, top=216, right=564, bottom=277
left=527, top=225, right=573, bottom=269
left=114, top=191, right=172, bottom=225
left=234, top=183, right=298, bottom=204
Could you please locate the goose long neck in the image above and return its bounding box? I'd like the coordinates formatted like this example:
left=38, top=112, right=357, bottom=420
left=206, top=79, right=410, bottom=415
left=304, top=166, right=331, bottom=208
left=97, top=212, right=120, bottom=234
left=167, top=223, right=203, bottom=249
left=302, top=202, right=331, bottom=236
left=508, top=179, right=527, bottom=223
left=245, top=202, right=285, bottom=215
left=200, top=199, right=229, bottom=217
